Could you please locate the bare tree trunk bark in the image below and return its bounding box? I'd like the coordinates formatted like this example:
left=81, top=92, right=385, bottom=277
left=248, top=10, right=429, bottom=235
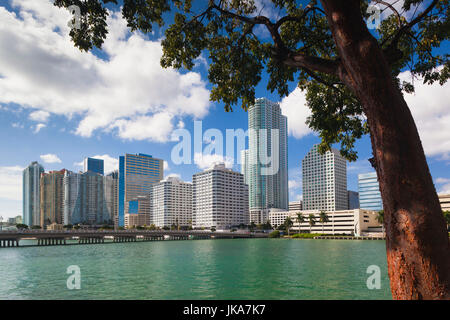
left=320, top=0, right=450, bottom=299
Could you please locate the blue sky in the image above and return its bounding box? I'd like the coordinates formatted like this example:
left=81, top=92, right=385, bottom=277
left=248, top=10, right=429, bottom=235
left=0, top=0, right=449, bottom=219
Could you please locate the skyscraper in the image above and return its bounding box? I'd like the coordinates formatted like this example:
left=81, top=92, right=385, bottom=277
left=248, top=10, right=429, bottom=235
left=152, top=176, right=192, bottom=228
left=241, top=98, right=288, bottom=224
left=358, top=172, right=383, bottom=211
left=302, top=144, right=348, bottom=211
left=63, top=171, right=113, bottom=225
left=83, top=157, right=104, bottom=175
left=105, top=170, right=118, bottom=226
left=193, top=163, right=249, bottom=229
left=23, top=161, right=44, bottom=226
left=40, top=169, right=67, bottom=227
left=118, top=153, right=163, bottom=227
left=347, top=190, right=360, bottom=209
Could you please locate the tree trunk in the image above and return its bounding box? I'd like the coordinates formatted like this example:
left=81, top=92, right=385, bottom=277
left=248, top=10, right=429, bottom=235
left=320, top=0, right=450, bottom=299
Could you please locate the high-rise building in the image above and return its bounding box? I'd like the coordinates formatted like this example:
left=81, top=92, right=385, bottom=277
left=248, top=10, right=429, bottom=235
left=358, top=172, right=383, bottom=211
left=348, top=191, right=360, bottom=209
left=63, top=171, right=113, bottom=225
left=302, top=144, right=348, bottom=211
left=152, top=176, right=192, bottom=228
left=124, top=195, right=151, bottom=228
left=105, top=170, right=118, bottom=226
left=40, top=169, right=67, bottom=227
left=242, top=98, right=288, bottom=224
left=83, top=157, right=104, bottom=175
left=23, top=161, right=45, bottom=226
left=193, top=163, right=249, bottom=229
left=118, top=153, right=163, bottom=227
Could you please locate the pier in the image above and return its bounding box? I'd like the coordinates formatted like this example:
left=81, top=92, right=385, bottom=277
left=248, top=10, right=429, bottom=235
left=0, top=230, right=267, bottom=248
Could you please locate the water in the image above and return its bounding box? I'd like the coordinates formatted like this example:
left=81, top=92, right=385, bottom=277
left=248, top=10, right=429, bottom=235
left=0, top=239, right=392, bottom=299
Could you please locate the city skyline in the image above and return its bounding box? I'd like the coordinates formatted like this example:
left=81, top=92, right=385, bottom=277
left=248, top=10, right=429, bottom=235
left=0, top=1, right=449, bottom=221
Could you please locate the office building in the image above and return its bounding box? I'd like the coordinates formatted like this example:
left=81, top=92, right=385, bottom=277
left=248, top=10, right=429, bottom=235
left=152, top=177, right=192, bottom=228
left=23, top=161, right=45, bottom=226
left=118, top=153, right=164, bottom=227
left=63, top=171, right=113, bottom=225
left=348, top=191, right=360, bottom=209
left=83, top=157, right=104, bottom=175
left=358, top=172, right=383, bottom=211
left=269, top=209, right=380, bottom=236
left=302, top=144, right=348, bottom=211
left=193, top=163, right=249, bottom=229
left=105, top=171, right=118, bottom=226
left=241, top=98, right=288, bottom=224
left=40, top=169, right=67, bottom=227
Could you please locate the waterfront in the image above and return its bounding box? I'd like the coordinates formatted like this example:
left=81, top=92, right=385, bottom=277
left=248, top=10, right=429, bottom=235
left=0, top=239, right=391, bottom=300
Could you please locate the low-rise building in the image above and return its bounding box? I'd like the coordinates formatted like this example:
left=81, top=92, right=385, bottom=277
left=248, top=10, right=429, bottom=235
left=269, top=209, right=381, bottom=236
left=288, top=201, right=303, bottom=211
left=439, top=194, right=450, bottom=212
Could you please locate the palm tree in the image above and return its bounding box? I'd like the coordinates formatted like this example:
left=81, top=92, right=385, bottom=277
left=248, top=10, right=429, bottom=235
left=284, top=217, right=293, bottom=236
left=319, top=211, right=330, bottom=234
left=377, top=210, right=385, bottom=237
left=308, top=214, right=316, bottom=233
left=296, top=213, right=305, bottom=234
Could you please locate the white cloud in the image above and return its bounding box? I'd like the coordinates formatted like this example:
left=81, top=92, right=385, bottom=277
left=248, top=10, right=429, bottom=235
left=194, top=152, right=234, bottom=170
left=33, top=123, right=46, bottom=133
left=288, top=180, right=300, bottom=190
left=0, top=1, right=210, bottom=142
left=0, top=166, right=24, bottom=201
left=40, top=153, right=62, bottom=164
left=280, top=87, right=312, bottom=139
left=400, top=69, right=450, bottom=160
left=74, top=154, right=118, bottom=174
left=29, top=110, right=50, bottom=122
left=436, top=177, right=450, bottom=195
left=164, top=160, right=170, bottom=172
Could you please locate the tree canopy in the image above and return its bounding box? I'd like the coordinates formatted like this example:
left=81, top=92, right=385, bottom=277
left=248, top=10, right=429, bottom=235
left=55, top=0, right=449, bottom=160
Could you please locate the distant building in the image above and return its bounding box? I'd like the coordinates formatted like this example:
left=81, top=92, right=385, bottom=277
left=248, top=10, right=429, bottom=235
left=193, top=163, right=249, bottom=229
left=105, top=171, right=118, bottom=226
left=47, top=223, right=64, bottom=231
left=347, top=191, right=360, bottom=209
left=269, top=209, right=380, bottom=236
left=118, top=153, right=163, bottom=227
left=358, top=172, right=383, bottom=211
left=241, top=98, right=288, bottom=224
left=152, top=177, right=192, bottom=228
left=23, top=161, right=45, bottom=226
left=40, top=169, right=67, bottom=227
left=289, top=201, right=303, bottom=211
left=124, top=195, right=151, bottom=228
left=439, top=194, right=450, bottom=212
left=83, top=157, right=104, bottom=175
left=302, top=145, right=348, bottom=211
left=63, top=171, right=113, bottom=225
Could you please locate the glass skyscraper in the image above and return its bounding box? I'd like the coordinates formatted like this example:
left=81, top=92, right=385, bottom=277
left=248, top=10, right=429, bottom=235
left=302, top=144, right=348, bottom=211
left=83, top=157, right=104, bottom=175
left=241, top=98, right=288, bottom=224
left=117, top=153, right=163, bottom=227
left=23, top=161, right=44, bottom=226
left=358, top=172, right=383, bottom=211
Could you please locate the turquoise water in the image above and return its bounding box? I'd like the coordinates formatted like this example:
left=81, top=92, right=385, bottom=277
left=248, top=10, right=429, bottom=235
left=0, top=239, right=392, bottom=299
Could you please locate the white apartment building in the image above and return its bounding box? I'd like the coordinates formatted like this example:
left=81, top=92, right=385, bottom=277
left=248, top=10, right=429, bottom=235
left=193, top=163, right=249, bottom=230
left=269, top=209, right=380, bottom=236
left=152, top=177, right=192, bottom=228
left=302, top=144, right=348, bottom=211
